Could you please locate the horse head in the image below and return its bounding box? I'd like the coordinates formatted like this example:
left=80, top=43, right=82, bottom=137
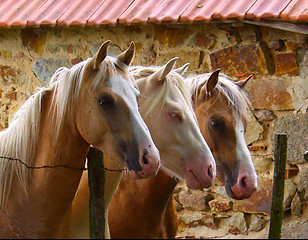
left=76, top=41, right=160, bottom=179
left=133, top=58, right=216, bottom=189
left=189, top=69, right=257, bottom=199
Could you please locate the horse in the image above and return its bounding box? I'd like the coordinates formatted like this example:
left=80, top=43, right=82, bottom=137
left=105, top=67, right=258, bottom=238
left=67, top=58, right=217, bottom=238
left=0, top=40, right=161, bottom=239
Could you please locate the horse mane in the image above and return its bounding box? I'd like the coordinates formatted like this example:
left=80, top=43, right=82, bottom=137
left=130, top=65, right=195, bottom=120
left=186, top=72, right=251, bottom=121
left=0, top=56, right=130, bottom=204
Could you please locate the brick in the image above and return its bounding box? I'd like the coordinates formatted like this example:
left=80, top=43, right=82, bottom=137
left=275, top=52, right=299, bottom=76
left=233, top=178, right=272, bottom=215
left=210, top=44, right=268, bottom=75
left=21, top=28, right=46, bottom=54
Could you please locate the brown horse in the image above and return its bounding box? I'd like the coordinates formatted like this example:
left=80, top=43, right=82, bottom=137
left=68, top=59, right=217, bottom=238
left=106, top=68, right=257, bottom=238
left=0, top=41, right=161, bottom=238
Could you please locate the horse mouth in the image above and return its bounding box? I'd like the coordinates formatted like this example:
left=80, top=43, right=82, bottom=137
left=225, top=181, right=245, bottom=200
left=185, top=170, right=204, bottom=189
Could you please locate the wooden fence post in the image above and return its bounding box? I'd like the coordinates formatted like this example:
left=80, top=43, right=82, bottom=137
left=87, top=147, right=105, bottom=239
left=269, top=133, right=287, bottom=239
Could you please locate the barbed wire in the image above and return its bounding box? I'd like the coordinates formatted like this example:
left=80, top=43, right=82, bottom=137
left=0, top=156, right=126, bottom=172
left=0, top=204, right=44, bottom=239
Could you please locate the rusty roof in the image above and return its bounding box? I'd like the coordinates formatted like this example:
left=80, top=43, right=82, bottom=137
left=0, top=0, right=307, bottom=28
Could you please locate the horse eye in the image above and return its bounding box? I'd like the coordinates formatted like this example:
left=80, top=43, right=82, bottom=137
left=168, top=112, right=182, bottom=122
left=209, top=119, right=223, bottom=129
left=98, top=96, right=113, bottom=107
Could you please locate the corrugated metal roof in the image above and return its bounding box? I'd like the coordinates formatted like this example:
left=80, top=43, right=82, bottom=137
left=0, top=0, right=307, bottom=28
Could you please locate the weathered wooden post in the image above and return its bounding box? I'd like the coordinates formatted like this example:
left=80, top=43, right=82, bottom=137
left=269, top=133, right=287, bottom=239
left=87, top=147, right=105, bottom=239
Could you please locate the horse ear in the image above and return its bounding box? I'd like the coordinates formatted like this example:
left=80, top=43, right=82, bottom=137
left=117, top=41, right=135, bottom=66
left=91, top=40, right=110, bottom=70
left=194, top=69, right=220, bottom=103
left=149, top=57, right=178, bottom=85
left=173, top=63, right=189, bottom=75
left=235, top=75, right=253, bottom=88
left=205, top=69, right=220, bottom=94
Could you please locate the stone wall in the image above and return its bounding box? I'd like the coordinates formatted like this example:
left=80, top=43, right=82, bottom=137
left=0, top=23, right=307, bottom=238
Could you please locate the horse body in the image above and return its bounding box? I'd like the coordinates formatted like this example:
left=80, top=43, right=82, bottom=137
left=106, top=69, right=258, bottom=239
left=0, top=41, right=160, bottom=238
left=69, top=59, right=216, bottom=238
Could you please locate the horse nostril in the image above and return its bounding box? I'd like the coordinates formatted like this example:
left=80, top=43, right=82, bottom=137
left=142, top=155, right=149, bottom=165
left=142, top=148, right=149, bottom=165
left=240, top=176, right=247, bottom=189
left=207, top=165, right=213, bottom=180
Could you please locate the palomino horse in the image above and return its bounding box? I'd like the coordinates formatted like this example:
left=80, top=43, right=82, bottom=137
left=106, top=68, right=258, bottom=238
left=0, top=41, right=161, bottom=238
left=68, top=58, right=216, bottom=238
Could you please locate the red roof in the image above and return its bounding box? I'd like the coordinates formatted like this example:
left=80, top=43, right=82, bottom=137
left=0, top=0, right=307, bottom=27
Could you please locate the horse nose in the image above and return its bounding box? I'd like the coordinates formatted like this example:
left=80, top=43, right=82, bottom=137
left=207, top=163, right=215, bottom=183
left=137, top=147, right=160, bottom=177
left=231, top=174, right=257, bottom=199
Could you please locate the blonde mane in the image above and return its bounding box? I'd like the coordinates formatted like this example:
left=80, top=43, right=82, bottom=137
left=186, top=72, right=251, bottom=120
left=130, top=66, right=195, bottom=120
left=0, top=56, right=129, bottom=204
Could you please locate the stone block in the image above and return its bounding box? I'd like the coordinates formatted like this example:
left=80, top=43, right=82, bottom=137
left=209, top=44, right=268, bottom=75
left=284, top=180, right=297, bottom=210
left=0, top=50, right=12, bottom=61
left=195, top=32, right=217, bottom=49
left=224, top=212, right=247, bottom=235
left=233, top=178, right=272, bottom=215
left=285, top=166, right=299, bottom=179
left=297, top=164, right=308, bottom=202
left=291, top=192, right=302, bottom=215
left=208, top=199, right=232, bottom=213
left=249, top=215, right=268, bottom=232
left=71, top=57, right=83, bottom=65
left=251, top=156, right=273, bottom=174
left=247, top=78, right=294, bottom=110
left=178, top=189, right=213, bottom=211
left=271, top=112, right=308, bottom=164
left=237, top=26, right=258, bottom=42
left=0, top=65, right=28, bottom=86
left=32, top=58, right=71, bottom=86
left=21, top=28, right=46, bottom=54
left=178, top=210, right=217, bottom=229
left=245, top=110, right=263, bottom=145
left=274, top=52, right=299, bottom=76
left=254, top=109, right=277, bottom=122
left=154, top=25, right=192, bottom=48
left=6, top=91, right=17, bottom=100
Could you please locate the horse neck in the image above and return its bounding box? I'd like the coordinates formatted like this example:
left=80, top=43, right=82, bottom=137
left=6, top=89, right=89, bottom=237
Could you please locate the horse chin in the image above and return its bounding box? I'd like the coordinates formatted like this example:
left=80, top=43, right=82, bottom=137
left=128, top=170, right=145, bottom=180
left=185, top=170, right=209, bottom=190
